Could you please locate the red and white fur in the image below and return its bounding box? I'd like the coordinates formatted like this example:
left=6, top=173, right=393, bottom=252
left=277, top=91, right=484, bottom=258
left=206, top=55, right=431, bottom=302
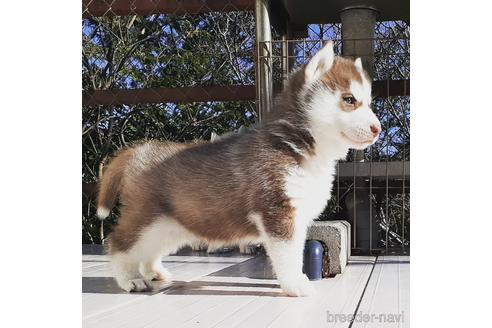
left=96, top=42, right=380, bottom=296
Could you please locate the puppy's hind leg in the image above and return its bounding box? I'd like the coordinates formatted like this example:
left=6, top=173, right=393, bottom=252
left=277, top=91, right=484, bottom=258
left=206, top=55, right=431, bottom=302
left=107, top=212, right=157, bottom=292
left=139, top=257, right=172, bottom=282
left=138, top=218, right=197, bottom=283
left=108, top=226, right=162, bottom=292
left=111, top=252, right=152, bottom=292
left=109, top=217, right=196, bottom=292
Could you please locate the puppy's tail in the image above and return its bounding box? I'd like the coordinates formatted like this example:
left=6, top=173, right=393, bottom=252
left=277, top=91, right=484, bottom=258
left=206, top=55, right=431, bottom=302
left=96, top=148, right=133, bottom=219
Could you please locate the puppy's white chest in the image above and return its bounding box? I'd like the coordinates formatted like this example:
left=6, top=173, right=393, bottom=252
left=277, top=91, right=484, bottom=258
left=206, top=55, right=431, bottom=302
left=284, top=161, right=336, bottom=223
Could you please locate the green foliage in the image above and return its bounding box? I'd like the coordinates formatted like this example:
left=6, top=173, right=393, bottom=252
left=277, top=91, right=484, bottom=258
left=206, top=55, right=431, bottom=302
left=82, top=12, right=256, bottom=243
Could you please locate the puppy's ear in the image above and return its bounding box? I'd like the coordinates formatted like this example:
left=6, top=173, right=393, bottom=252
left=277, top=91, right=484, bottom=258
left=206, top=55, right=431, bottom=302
left=304, top=41, right=334, bottom=83
left=354, top=57, right=363, bottom=72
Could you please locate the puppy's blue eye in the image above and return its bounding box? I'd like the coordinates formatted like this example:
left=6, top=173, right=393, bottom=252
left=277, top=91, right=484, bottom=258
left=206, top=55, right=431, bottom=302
left=343, top=96, right=356, bottom=105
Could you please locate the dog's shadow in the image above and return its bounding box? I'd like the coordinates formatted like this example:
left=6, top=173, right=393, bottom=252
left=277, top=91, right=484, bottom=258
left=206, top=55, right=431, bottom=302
left=83, top=256, right=285, bottom=297
left=166, top=280, right=284, bottom=297
left=208, top=255, right=276, bottom=279
left=82, top=277, right=285, bottom=297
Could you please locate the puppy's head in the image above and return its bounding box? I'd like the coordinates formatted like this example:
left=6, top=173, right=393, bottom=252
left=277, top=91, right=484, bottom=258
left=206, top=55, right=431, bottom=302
left=301, top=41, right=381, bottom=150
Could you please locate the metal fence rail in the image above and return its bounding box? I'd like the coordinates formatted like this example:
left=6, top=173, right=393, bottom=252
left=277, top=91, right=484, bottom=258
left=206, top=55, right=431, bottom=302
left=82, top=0, right=254, bottom=17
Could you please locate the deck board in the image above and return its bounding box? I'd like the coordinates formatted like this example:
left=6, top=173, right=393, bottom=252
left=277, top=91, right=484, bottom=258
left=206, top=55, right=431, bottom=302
left=351, top=256, right=409, bottom=328
left=269, top=257, right=376, bottom=328
left=82, top=251, right=409, bottom=328
left=82, top=254, right=253, bottom=324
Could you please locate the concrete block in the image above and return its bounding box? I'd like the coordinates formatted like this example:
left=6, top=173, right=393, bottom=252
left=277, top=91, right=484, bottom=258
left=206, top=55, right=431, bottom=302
left=306, top=220, right=351, bottom=275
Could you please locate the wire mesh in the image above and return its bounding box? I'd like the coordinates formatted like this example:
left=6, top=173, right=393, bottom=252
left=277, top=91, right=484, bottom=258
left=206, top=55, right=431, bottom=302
left=259, top=21, right=410, bottom=255
left=82, top=1, right=410, bottom=254
left=82, top=1, right=257, bottom=243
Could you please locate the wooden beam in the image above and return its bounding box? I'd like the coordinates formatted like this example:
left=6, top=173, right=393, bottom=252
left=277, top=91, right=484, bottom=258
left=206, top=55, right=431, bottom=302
left=83, top=0, right=254, bottom=18
left=373, top=79, right=410, bottom=97
left=83, top=85, right=256, bottom=106
left=337, top=161, right=410, bottom=179
left=82, top=80, right=409, bottom=106
left=273, top=79, right=409, bottom=98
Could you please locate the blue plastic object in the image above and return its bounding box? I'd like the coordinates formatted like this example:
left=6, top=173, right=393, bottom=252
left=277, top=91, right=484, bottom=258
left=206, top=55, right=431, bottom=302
left=303, top=240, right=324, bottom=281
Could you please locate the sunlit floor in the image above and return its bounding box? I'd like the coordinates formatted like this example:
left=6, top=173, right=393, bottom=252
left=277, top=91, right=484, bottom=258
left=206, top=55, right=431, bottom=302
left=82, top=246, right=409, bottom=328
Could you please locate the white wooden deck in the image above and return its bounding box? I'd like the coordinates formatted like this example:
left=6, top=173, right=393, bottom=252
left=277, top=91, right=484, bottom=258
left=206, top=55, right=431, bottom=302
left=82, top=249, right=409, bottom=328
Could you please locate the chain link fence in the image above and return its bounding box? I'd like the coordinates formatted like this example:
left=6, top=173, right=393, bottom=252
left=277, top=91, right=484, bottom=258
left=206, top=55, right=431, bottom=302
left=82, top=1, right=409, bottom=255
left=82, top=0, right=258, bottom=243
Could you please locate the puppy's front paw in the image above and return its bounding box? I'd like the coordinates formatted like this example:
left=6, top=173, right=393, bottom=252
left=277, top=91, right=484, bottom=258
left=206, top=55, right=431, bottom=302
left=280, top=274, right=315, bottom=297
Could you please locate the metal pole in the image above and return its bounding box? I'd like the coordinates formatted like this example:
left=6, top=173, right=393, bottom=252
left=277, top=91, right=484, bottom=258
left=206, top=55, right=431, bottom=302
left=281, top=34, right=289, bottom=84
left=341, top=6, right=379, bottom=254
left=340, top=6, right=378, bottom=77
left=255, top=0, right=273, bottom=122
left=341, top=6, right=378, bottom=163
left=280, top=23, right=293, bottom=88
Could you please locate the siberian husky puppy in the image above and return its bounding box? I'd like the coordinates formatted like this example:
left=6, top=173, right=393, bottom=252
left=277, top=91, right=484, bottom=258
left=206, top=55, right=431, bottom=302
left=97, top=42, right=380, bottom=296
